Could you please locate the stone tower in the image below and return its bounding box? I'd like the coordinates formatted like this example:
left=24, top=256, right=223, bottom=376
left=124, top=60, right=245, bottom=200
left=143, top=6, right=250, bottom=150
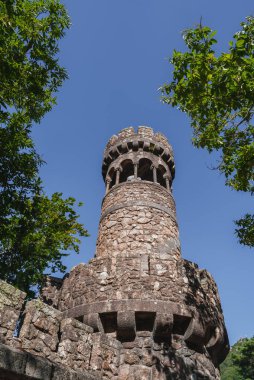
left=40, top=126, right=229, bottom=379
left=0, top=127, right=229, bottom=379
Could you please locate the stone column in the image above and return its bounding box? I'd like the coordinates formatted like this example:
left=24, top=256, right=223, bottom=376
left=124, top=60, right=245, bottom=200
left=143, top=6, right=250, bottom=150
left=134, top=163, right=138, bottom=179
left=164, top=174, right=170, bottom=191
left=116, top=168, right=121, bottom=185
left=152, top=165, right=157, bottom=183
left=105, top=178, right=111, bottom=194
left=106, top=177, right=112, bottom=194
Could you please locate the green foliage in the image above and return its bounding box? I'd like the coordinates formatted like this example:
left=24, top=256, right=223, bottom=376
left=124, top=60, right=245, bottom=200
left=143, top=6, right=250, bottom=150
left=161, top=17, right=254, bottom=247
left=0, top=0, right=88, bottom=297
left=235, top=214, right=254, bottom=246
left=221, top=337, right=254, bottom=380
left=0, top=193, right=87, bottom=297
left=0, top=0, right=70, bottom=125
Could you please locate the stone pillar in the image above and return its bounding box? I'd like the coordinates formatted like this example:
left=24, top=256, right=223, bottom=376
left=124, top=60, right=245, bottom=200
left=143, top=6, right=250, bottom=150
left=152, top=165, right=157, bottom=183
left=105, top=178, right=111, bottom=194
left=165, top=177, right=170, bottom=191
left=134, top=163, right=138, bottom=179
left=115, top=168, right=121, bottom=185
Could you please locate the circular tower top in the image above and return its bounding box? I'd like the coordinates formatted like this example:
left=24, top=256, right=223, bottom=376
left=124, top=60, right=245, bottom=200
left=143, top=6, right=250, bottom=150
left=96, top=125, right=179, bottom=260
left=102, top=126, right=175, bottom=192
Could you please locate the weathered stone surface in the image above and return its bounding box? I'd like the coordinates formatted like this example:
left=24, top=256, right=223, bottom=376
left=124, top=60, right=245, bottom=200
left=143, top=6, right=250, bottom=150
left=0, top=342, right=27, bottom=375
left=58, top=318, right=93, bottom=371
left=25, top=353, right=52, bottom=379
left=0, top=280, right=26, bottom=344
left=41, top=276, right=63, bottom=309
left=0, top=343, right=99, bottom=380
left=117, top=311, right=136, bottom=341
left=89, top=333, right=121, bottom=378
left=19, top=299, right=63, bottom=362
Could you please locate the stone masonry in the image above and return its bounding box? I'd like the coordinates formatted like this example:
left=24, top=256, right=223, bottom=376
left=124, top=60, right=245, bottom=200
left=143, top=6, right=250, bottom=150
left=0, top=126, right=229, bottom=379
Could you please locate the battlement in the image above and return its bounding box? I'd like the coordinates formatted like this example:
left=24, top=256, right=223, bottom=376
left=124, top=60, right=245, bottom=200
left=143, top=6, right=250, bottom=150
left=102, top=126, right=175, bottom=184
left=105, top=126, right=171, bottom=151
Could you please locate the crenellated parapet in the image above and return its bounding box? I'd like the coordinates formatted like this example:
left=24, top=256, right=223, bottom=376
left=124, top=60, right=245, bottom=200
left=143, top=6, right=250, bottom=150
left=104, top=126, right=173, bottom=158
left=103, top=127, right=175, bottom=193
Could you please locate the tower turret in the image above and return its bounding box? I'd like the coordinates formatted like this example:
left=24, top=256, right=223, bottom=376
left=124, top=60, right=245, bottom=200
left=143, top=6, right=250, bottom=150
left=42, top=126, right=229, bottom=379
left=96, top=126, right=179, bottom=260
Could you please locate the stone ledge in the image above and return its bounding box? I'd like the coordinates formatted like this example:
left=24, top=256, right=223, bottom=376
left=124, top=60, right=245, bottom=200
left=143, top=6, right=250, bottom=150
left=63, top=299, right=193, bottom=319
left=63, top=299, right=228, bottom=364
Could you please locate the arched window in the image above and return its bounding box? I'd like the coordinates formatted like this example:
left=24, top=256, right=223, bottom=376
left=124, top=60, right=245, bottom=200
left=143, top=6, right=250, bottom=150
left=138, top=158, right=153, bottom=182
left=157, top=165, right=167, bottom=189
left=119, top=160, right=134, bottom=183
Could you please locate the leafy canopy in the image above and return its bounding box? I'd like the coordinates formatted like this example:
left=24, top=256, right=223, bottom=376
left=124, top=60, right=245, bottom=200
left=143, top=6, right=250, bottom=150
left=220, top=337, right=254, bottom=380
left=0, top=0, right=88, bottom=296
left=0, top=0, right=69, bottom=125
left=161, top=17, right=254, bottom=247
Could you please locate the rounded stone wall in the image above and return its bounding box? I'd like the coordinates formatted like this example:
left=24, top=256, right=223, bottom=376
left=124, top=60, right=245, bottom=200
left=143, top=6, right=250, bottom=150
left=42, top=255, right=229, bottom=370
left=96, top=181, right=179, bottom=259
left=101, top=181, right=176, bottom=214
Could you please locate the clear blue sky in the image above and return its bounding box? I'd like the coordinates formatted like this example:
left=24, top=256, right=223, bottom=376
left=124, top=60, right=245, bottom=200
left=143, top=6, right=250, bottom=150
left=33, top=0, right=254, bottom=345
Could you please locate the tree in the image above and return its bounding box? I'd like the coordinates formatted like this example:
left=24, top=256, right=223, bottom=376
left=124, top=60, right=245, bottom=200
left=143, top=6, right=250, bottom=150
left=0, top=0, right=88, bottom=296
left=160, top=17, right=254, bottom=247
left=220, top=337, right=254, bottom=380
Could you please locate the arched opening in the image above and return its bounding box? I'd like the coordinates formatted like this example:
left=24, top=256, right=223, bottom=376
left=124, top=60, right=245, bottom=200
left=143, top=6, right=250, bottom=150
left=138, top=158, right=153, bottom=182
left=119, top=159, right=134, bottom=183
left=108, top=167, right=116, bottom=189
left=157, top=165, right=167, bottom=189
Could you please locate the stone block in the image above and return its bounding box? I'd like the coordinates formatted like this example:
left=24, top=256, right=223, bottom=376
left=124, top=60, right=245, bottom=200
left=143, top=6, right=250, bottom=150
left=0, top=280, right=26, bottom=342
left=117, top=311, right=136, bottom=341
left=129, top=364, right=152, bottom=380
left=184, top=317, right=206, bottom=350
left=58, top=317, right=93, bottom=371
left=19, top=299, right=62, bottom=360
left=25, top=352, right=52, bottom=379
left=0, top=343, right=27, bottom=375
left=206, top=326, right=229, bottom=364
left=52, top=365, right=73, bottom=380
left=0, top=280, right=26, bottom=310
left=83, top=313, right=101, bottom=332
left=153, top=313, right=173, bottom=341
left=118, top=364, right=130, bottom=380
